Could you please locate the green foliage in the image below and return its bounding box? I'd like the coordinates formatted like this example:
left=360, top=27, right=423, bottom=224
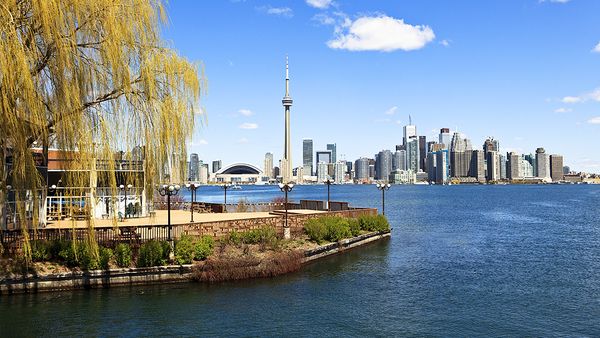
left=160, top=240, right=172, bottom=261
left=358, top=214, right=391, bottom=232
left=348, top=218, right=361, bottom=237
left=138, top=240, right=166, bottom=267
left=239, top=226, right=279, bottom=250
left=194, top=236, right=215, bottom=261
left=175, top=235, right=195, bottom=265
left=227, top=230, right=242, bottom=246
left=304, top=218, right=328, bottom=244
left=99, top=247, right=113, bottom=270
left=31, top=240, right=51, bottom=262
left=78, top=242, right=100, bottom=271
left=114, top=243, right=132, bottom=268
left=326, top=218, right=351, bottom=242
left=58, top=241, right=78, bottom=267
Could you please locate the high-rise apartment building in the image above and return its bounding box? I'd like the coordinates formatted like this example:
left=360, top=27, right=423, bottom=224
left=550, top=154, right=564, bottom=181
left=471, top=150, right=486, bottom=182
left=403, top=116, right=417, bottom=147
left=486, top=151, right=500, bottom=181
left=407, top=138, right=420, bottom=172
left=302, top=139, right=313, bottom=176
left=264, top=153, right=273, bottom=178
left=439, top=128, right=451, bottom=149
left=354, top=157, right=370, bottom=182
left=419, top=136, right=427, bottom=173
left=326, top=143, right=337, bottom=163
left=535, top=147, right=550, bottom=180
left=334, top=161, right=345, bottom=183
left=212, top=160, right=222, bottom=174
left=189, top=153, right=199, bottom=181
left=507, top=152, right=521, bottom=180
left=375, top=150, right=393, bottom=181
left=450, top=133, right=473, bottom=177
left=393, top=150, right=407, bottom=171
left=499, top=154, right=507, bottom=179
left=316, top=150, right=332, bottom=177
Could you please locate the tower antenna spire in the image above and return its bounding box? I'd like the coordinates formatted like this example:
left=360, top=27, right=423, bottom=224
left=285, top=55, right=290, bottom=96
left=409, top=114, right=412, bottom=125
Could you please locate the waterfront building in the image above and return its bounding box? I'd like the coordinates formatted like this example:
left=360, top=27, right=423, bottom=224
left=436, top=150, right=450, bottom=184
left=369, top=164, right=376, bottom=180
left=507, top=152, right=521, bottom=180
left=419, top=136, right=427, bottom=173
left=334, top=161, right=345, bottom=183
left=563, top=166, right=570, bottom=174
left=393, top=150, right=407, bottom=171
left=403, top=116, right=417, bottom=146
left=212, top=160, right=222, bottom=174
left=450, top=132, right=473, bottom=177
left=486, top=151, right=500, bottom=182
left=439, top=128, right=452, bottom=149
left=483, top=137, right=499, bottom=153
left=407, top=138, right=420, bottom=173
left=471, top=150, right=486, bottom=182
left=316, top=150, right=332, bottom=177
left=302, top=139, right=313, bottom=176
left=520, top=158, right=534, bottom=178
left=188, top=153, right=199, bottom=181
left=375, top=150, right=393, bottom=181
left=281, top=57, right=294, bottom=183
left=389, top=169, right=416, bottom=184
left=317, top=162, right=329, bottom=183
left=535, top=147, right=551, bottom=181
left=499, top=154, right=507, bottom=180
left=215, top=163, right=263, bottom=183
left=524, top=154, right=537, bottom=177
left=264, top=152, right=273, bottom=178
left=327, top=143, right=337, bottom=163
left=354, top=157, right=370, bottom=182
left=550, top=155, right=564, bottom=181
left=295, top=166, right=305, bottom=183
left=346, top=161, right=353, bottom=175
left=199, top=164, right=209, bottom=184
left=427, top=152, right=437, bottom=182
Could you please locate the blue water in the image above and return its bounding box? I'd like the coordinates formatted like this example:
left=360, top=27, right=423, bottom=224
left=2, top=185, right=600, bottom=336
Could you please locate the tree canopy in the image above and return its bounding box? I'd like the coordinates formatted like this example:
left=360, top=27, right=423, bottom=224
left=0, top=0, right=205, bottom=260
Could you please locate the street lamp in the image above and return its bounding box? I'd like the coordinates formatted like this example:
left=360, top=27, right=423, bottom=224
left=221, top=183, right=234, bottom=212
left=157, top=184, right=180, bottom=243
left=186, top=182, right=199, bottom=222
left=376, top=182, right=391, bottom=215
left=323, top=177, right=334, bottom=212
left=278, top=182, right=294, bottom=239
left=119, top=183, right=133, bottom=218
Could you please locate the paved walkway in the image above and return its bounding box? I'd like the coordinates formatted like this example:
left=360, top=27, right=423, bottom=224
left=45, top=209, right=325, bottom=229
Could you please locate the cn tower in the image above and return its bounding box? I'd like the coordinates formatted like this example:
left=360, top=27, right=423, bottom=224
left=282, top=56, right=293, bottom=183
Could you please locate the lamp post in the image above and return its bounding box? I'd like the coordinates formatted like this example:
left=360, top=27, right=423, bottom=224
left=157, top=184, right=180, bottom=243
left=186, top=183, right=199, bottom=222
left=278, top=182, right=294, bottom=239
left=119, top=183, right=133, bottom=218
left=221, top=183, right=233, bottom=212
left=324, top=178, right=334, bottom=212
left=376, top=182, right=391, bottom=215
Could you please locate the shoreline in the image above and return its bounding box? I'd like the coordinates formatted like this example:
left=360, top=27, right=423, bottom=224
left=0, top=230, right=390, bottom=295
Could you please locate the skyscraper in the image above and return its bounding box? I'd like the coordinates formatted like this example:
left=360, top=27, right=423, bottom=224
left=403, top=116, right=417, bottom=147
left=450, top=132, right=473, bottom=177
left=189, top=153, right=199, bottom=181
left=281, top=57, right=293, bottom=183
left=316, top=150, right=332, bottom=177
left=212, top=160, right=222, bottom=174
left=550, top=154, right=564, bottom=181
left=326, top=143, right=337, bottom=163
left=419, top=136, right=427, bottom=173
left=407, top=138, right=420, bottom=172
left=375, top=150, right=392, bottom=181
left=354, top=157, right=370, bottom=182
left=535, top=147, right=550, bottom=180
left=486, top=151, right=500, bottom=182
left=264, top=152, right=273, bottom=178
left=392, top=150, right=407, bottom=171
left=471, top=150, right=486, bottom=182
left=334, top=161, right=345, bottom=183
left=302, top=139, right=313, bottom=176
left=507, top=152, right=521, bottom=180
left=439, top=128, right=451, bottom=148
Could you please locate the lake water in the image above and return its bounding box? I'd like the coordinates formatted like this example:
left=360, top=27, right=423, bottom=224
left=1, top=185, right=599, bottom=336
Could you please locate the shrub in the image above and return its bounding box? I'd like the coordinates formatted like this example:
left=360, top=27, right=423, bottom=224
left=58, top=241, right=78, bottom=267
left=359, top=215, right=390, bottom=232
left=99, top=247, right=113, bottom=270
left=194, top=236, right=215, bottom=260
left=240, top=226, right=279, bottom=250
left=228, top=230, right=242, bottom=246
left=138, top=240, right=166, bottom=267
left=348, top=218, right=361, bottom=237
left=304, top=218, right=328, bottom=244
left=160, top=240, right=172, bottom=261
left=175, top=235, right=195, bottom=265
left=324, top=217, right=351, bottom=242
left=114, top=243, right=132, bottom=267
left=78, top=241, right=100, bottom=270
left=31, top=240, right=51, bottom=262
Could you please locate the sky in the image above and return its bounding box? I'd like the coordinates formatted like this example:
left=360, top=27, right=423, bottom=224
left=160, top=0, right=600, bottom=173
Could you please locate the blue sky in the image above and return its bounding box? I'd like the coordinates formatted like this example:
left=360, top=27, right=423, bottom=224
left=161, top=0, right=600, bottom=173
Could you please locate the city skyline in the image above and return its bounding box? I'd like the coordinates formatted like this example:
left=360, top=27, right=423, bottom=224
left=162, top=1, right=600, bottom=173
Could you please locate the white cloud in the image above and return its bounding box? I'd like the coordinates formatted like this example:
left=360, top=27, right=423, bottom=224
left=239, top=123, right=258, bottom=129
left=238, top=109, right=253, bottom=116
left=306, top=0, right=333, bottom=9
left=327, top=15, right=435, bottom=52
left=312, top=13, right=336, bottom=25
left=384, top=106, right=398, bottom=115
left=554, top=107, right=572, bottom=113
left=561, top=87, right=600, bottom=103
left=588, top=116, right=600, bottom=124
left=592, top=42, right=600, bottom=53
left=440, top=39, right=450, bottom=47
left=258, top=6, right=293, bottom=18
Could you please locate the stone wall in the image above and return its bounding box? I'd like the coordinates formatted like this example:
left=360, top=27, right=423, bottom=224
left=181, top=208, right=378, bottom=238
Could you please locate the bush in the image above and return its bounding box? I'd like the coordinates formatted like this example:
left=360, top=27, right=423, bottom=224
left=99, top=247, right=113, bottom=270
left=240, top=226, right=279, bottom=250
left=304, top=218, right=328, bottom=244
left=323, top=217, right=351, bottom=242
left=160, top=240, right=172, bottom=261
left=138, top=240, right=166, bottom=267
left=114, top=243, right=132, bottom=268
left=175, top=235, right=195, bottom=265
left=358, top=215, right=390, bottom=232
left=348, top=218, right=361, bottom=237
left=194, top=236, right=215, bottom=260
left=227, top=230, right=242, bottom=246
left=58, top=241, right=78, bottom=267
left=31, top=240, right=51, bottom=262
left=78, top=242, right=100, bottom=270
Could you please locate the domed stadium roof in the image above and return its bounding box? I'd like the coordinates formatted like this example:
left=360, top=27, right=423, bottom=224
left=216, top=163, right=263, bottom=175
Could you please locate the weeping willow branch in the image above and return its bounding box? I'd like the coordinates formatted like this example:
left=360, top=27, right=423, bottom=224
left=0, top=0, right=206, bottom=262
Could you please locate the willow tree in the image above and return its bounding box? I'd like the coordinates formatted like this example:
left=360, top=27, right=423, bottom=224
left=0, top=0, right=205, bottom=261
